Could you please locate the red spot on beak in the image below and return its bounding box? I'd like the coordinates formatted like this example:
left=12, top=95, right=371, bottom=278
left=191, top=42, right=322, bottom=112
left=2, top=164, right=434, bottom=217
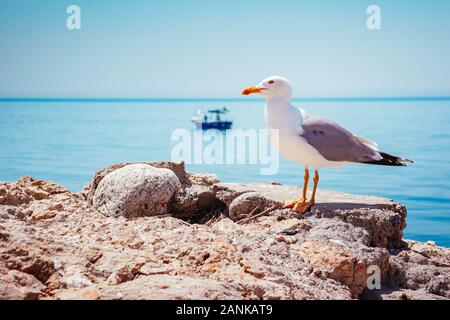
left=241, top=86, right=264, bottom=95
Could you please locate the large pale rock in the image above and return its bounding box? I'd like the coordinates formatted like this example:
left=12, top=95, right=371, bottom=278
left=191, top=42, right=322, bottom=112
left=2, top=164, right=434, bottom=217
left=92, top=164, right=181, bottom=218
left=83, top=161, right=190, bottom=203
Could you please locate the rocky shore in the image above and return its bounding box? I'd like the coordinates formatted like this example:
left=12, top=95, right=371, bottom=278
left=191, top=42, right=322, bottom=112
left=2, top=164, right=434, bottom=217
left=1, top=161, right=449, bottom=300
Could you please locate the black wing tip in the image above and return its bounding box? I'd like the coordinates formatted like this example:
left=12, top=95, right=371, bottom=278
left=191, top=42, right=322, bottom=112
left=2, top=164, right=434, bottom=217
left=364, top=152, right=414, bottom=167
left=402, top=158, right=414, bottom=165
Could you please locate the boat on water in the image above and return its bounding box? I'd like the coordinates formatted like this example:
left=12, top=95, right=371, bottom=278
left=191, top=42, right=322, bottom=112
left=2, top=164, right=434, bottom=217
left=191, top=107, right=233, bottom=130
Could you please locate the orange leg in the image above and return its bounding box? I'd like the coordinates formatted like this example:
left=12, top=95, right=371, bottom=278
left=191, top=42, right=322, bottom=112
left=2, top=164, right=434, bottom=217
left=310, top=170, right=319, bottom=204
left=285, top=169, right=319, bottom=214
left=283, top=168, right=309, bottom=209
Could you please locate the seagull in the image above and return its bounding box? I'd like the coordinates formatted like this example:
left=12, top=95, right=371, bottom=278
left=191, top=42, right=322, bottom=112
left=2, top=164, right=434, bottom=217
left=242, top=76, right=413, bottom=213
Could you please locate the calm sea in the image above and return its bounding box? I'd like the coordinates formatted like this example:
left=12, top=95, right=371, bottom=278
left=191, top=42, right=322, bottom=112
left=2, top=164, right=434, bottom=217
left=1, top=99, right=449, bottom=247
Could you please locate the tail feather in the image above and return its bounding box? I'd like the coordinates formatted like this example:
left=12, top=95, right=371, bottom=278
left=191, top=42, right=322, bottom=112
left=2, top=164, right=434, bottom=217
left=364, top=152, right=414, bottom=167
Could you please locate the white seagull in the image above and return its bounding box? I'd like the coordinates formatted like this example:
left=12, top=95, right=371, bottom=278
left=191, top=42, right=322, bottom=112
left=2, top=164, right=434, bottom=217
left=242, top=76, right=413, bottom=213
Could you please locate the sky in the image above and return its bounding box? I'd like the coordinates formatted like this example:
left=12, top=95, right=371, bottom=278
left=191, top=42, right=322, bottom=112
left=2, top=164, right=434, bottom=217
left=1, top=0, right=450, bottom=98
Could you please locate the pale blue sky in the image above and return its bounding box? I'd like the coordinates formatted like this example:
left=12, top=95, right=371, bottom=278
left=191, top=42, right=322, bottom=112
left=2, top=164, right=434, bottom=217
left=1, top=0, right=450, bottom=98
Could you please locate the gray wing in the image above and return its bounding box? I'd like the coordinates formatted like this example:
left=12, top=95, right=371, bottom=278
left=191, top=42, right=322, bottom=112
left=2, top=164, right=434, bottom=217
left=300, top=116, right=380, bottom=163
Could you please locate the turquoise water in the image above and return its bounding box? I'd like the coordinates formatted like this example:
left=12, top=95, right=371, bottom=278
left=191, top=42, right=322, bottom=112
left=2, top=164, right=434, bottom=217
left=0, top=99, right=449, bottom=247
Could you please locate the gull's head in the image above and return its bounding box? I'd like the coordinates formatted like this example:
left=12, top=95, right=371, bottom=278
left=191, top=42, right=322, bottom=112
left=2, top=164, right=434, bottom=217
left=241, top=76, right=292, bottom=100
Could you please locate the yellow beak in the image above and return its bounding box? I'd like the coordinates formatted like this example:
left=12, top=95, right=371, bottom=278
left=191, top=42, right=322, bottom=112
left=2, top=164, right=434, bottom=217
left=241, top=86, right=265, bottom=95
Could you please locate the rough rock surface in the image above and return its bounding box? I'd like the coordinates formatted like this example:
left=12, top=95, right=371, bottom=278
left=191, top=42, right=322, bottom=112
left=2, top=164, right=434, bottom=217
left=0, top=162, right=449, bottom=300
left=92, top=164, right=181, bottom=218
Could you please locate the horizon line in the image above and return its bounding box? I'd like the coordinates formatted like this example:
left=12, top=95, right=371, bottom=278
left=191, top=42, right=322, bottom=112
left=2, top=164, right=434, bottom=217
left=1, top=96, right=450, bottom=103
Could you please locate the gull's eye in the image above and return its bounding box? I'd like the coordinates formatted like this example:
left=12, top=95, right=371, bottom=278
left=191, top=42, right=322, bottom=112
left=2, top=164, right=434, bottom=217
left=268, top=80, right=275, bottom=84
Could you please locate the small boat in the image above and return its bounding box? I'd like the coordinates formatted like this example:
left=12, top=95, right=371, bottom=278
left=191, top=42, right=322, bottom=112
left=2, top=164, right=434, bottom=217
left=191, top=107, right=233, bottom=130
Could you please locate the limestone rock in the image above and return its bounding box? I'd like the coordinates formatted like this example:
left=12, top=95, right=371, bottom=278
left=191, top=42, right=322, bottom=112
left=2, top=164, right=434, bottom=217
left=0, top=176, right=68, bottom=207
left=228, top=192, right=281, bottom=221
left=386, top=240, right=450, bottom=298
left=92, top=164, right=181, bottom=218
left=0, top=269, right=44, bottom=300
left=298, top=240, right=389, bottom=298
left=53, top=275, right=241, bottom=300
left=362, top=288, right=448, bottom=300
left=172, top=185, right=218, bottom=217
left=214, top=183, right=407, bottom=248
left=0, top=162, right=449, bottom=300
left=187, top=172, right=220, bottom=186
left=85, top=161, right=190, bottom=204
